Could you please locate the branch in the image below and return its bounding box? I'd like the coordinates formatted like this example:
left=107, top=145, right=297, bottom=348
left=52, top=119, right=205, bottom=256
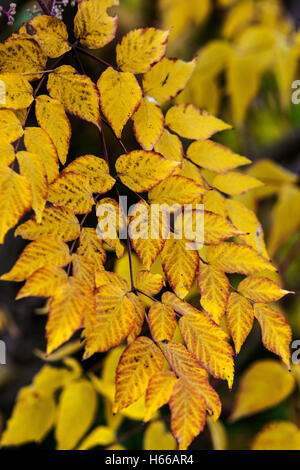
left=37, top=0, right=52, bottom=15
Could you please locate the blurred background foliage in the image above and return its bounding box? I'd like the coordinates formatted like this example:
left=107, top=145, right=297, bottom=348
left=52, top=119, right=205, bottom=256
left=0, top=0, right=300, bottom=450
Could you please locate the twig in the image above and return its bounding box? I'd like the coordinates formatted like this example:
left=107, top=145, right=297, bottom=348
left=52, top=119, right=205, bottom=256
left=75, top=45, right=114, bottom=69
left=37, top=0, right=52, bottom=15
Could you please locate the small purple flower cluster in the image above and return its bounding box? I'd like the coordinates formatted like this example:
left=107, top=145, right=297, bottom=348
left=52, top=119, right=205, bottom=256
left=0, top=2, right=17, bottom=26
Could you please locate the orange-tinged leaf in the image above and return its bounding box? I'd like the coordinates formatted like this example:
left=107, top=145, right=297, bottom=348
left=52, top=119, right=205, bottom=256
left=64, top=154, right=115, bottom=193
left=0, top=38, right=47, bottom=81
left=0, top=73, right=33, bottom=110
left=165, top=104, right=231, bottom=140
left=136, top=270, right=164, bottom=296
left=116, top=150, right=178, bottom=192
left=251, top=421, right=300, bottom=450
left=144, top=371, right=177, bottom=422
left=17, top=150, right=48, bottom=223
left=116, top=28, right=169, bottom=74
left=238, top=275, right=292, bottom=303
left=230, top=360, right=295, bottom=421
left=132, top=97, right=164, bottom=150
left=143, top=57, right=196, bottom=103
left=206, top=242, right=276, bottom=275
left=0, top=166, right=31, bottom=244
left=254, top=303, right=292, bottom=367
left=213, top=171, right=263, bottom=195
left=0, top=142, right=15, bottom=167
left=226, top=292, right=254, bottom=354
left=98, top=67, right=142, bottom=138
left=15, top=206, right=80, bottom=242
left=169, top=377, right=206, bottom=450
left=197, top=261, right=230, bottom=324
left=154, top=129, right=183, bottom=165
left=113, top=336, right=164, bottom=412
left=149, top=175, right=205, bottom=206
left=0, top=109, right=23, bottom=144
left=148, top=301, right=176, bottom=342
left=16, top=266, right=68, bottom=300
left=35, top=95, right=71, bottom=165
left=1, top=236, right=71, bottom=282
left=186, top=139, right=251, bottom=173
left=47, top=65, right=101, bottom=127
left=24, top=127, right=59, bottom=184
left=74, top=0, right=119, bottom=49
left=77, top=227, right=106, bottom=270
left=48, top=172, right=94, bottom=214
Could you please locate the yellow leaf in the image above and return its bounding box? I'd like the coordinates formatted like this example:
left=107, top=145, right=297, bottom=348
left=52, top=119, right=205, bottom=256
left=1, top=236, right=71, bottom=282
left=16, top=266, right=68, bottom=300
left=0, top=38, right=47, bottom=81
left=203, top=189, right=227, bottom=217
left=15, top=206, right=80, bottom=242
left=48, top=172, right=94, bottom=214
left=230, top=360, right=295, bottom=421
left=165, top=104, right=231, bottom=140
left=206, top=242, right=276, bottom=275
left=161, top=236, right=199, bottom=299
left=0, top=141, right=15, bottom=167
left=72, top=253, right=96, bottom=287
left=47, top=65, right=101, bottom=127
left=207, top=417, right=227, bottom=450
left=169, top=377, right=206, bottom=450
left=77, top=227, right=106, bottom=270
left=236, top=26, right=276, bottom=73
left=0, top=73, right=33, bottom=110
left=0, top=166, right=31, bottom=244
left=143, top=57, right=196, bottom=103
left=226, top=292, right=254, bottom=354
left=247, top=159, right=298, bottom=198
left=78, top=426, right=115, bottom=450
left=0, top=387, right=56, bottom=447
left=254, top=303, right=292, bottom=367
left=46, top=277, right=93, bottom=354
left=149, top=175, right=205, bottom=206
left=144, top=371, right=177, bottom=422
left=33, top=362, right=81, bottom=395
left=0, top=109, right=23, bottom=144
left=176, top=73, right=220, bottom=116
left=201, top=210, right=243, bottom=244
left=55, top=380, right=97, bottom=450
left=64, top=154, right=115, bottom=193
left=116, top=28, right=169, bottom=74
left=18, top=16, right=71, bottom=58
left=148, top=301, right=176, bottom=342
left=222, top=0, right=255, bottom=38
left=144, top=420, right=177, bottom=450
left=251, top=421, right=300, bottom=450
left=238, top=275, right=292, bottom=303
left=116, top=150, right=178, bottom=192
left=35, top=95, right=71, bottom=165
left=17, top=150, right=48, bottom=223
left=213, top=171, right=263, bottom=196
left=193, top=40, right=232, bottom=79
left=275, top=41, right=299, bottom=109
left=84, top=284, right=136, bottom=357
left=154, top=128, right=183, bottom=165
left=187, top=139, right=251, bottom=173
left=127, top=292, right=145, bottom=342
left=95, top=270, right=128, bottom=290
left=98, top=67, right=142, bottom=138
left=132, top=97, right=164, bottom=151
left=136, top=270, right=164, bottom=297
left=24, top=127, right=59, bottom=184
left=113, top=336, right=164, bottom=412
left=197, top=261, right=230, bottom=324
left=74, top=0, right=119, bottom=49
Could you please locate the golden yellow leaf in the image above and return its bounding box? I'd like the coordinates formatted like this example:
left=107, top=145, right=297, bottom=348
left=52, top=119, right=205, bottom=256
left=0, top=109, right=23, bottom=144
left=17, top=150, right=48, bottom=223
left=144, top=371, right=177, bottom=422
left=254, top=303, right=292, bottom=367
left=95, top=270, right=128, bottom=290
left=98, top=67, right=142, bottom=138
left=15, top=206, right=80, bottom=242
left=1, top=236, right=71, bottom=282
left=165, top=104, right=231, bottom=140
left=64, top=154, right=115, bottom=193
left=193, top=40, right=232, bottom=79
left=136, top=270, right=164, bottom=297
left=187, top=139, right=251, bottom=173
left=238, top=275, right=292, bottom=303
left=154, top=128, right=183, bottom=165
left=77, top=227, right=106, bottom=269
left=127, top=292, right=145, bottom=342
left=230, top=360, right=295, bottom=421
left=251, top=421, right=300, bottom=450
left=48, top=172, right=94, bottom=214
left=18, top=16, right=71, bottom=58
left=161, top=236, right=199, bottom=299
left=213, top=171, right=263, bottom=196
left=222, top=0, right=254, bottom=38
left=116, top=150, right=178, bottom=192
left=16, top=266, right=68, bottom=300
left=113, top=336, right=164, bottom=412
left=78, top=426, right=115, bottom=450
left=176, top=72, right=220, bottom=116
left=24, top=127, right=59, bottom=184
left=247, top=159, right=297, bottom=197
left=74, top=0, right=119, bottom=49
left=144, top=420, right=177, bottom=450
left=55, top=380, right=97, bottom=450
left=0, top=166, right=31, bottom=244
left=207, top=417, right=227, bottom=450
left=0, top=142, right=15, bottom=167
left=0, top=73, right=33, bottom=110
left=116, top=28, right=169, bottom=74
left=143, top=57, right=196, bottom=103
left=72, top=253, right=96, bottom=287
left=35, top=95, right=71, bottom=165
left=148, top=301, right=176, bottom=342
left=0, top=387, right=56, bottom=447
left=132, top=97, right=164, bottom=151
left=203, top=189, right=227, bottom=217
left=226, top=292, right=254, bottom=354
left=149, top=175, right=205, bottom=206
left=200, top=210, right=243, bottom=244
left=47, top=65, right=101, bottom=127
left=0, top=38, right=47, bottom=81
left=206, top=242, right=276, bottom=275
left=197, top=261, right=230, bottom=324
left=33, top=362, right=81, bottom=395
